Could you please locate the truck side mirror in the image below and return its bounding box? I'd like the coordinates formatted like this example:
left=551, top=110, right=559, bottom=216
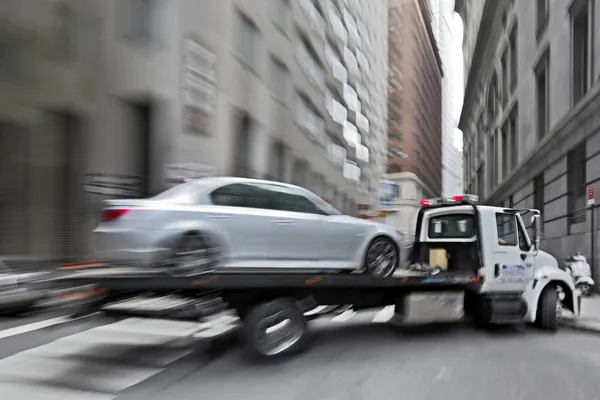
left=530, top=214, right=541, bottom=249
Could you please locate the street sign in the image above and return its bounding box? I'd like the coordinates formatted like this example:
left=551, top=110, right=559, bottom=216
left=588, top=184, right=595, bottom=206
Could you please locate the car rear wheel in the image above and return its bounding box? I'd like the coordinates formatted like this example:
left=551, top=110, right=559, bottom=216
left=364, top=237, right=398, bottom=278
left=167, top=233, right=221, bottom=276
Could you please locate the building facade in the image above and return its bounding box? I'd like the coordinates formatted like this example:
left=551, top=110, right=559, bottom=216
left=439, top=0, right=464, bottom=196
left=388, top=0, right=443, bottom=197
left=457, top=0, right=600, bottom=280
left=0, top=0, right=389, bottom=261
left=379, top=172, right=434, bottom=240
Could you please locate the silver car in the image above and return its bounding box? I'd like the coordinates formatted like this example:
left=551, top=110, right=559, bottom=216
left=93, top=177, right=408, bottom=277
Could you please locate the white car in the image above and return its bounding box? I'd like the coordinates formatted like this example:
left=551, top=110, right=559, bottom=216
left=93, top=177, right=409, bottom=277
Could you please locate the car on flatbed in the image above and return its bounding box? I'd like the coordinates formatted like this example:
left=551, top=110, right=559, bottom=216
left=93, top=177, right=409, bottom=278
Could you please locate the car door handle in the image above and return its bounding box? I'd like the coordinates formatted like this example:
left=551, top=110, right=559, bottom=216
left=208, top=215, right=231, bottom=221
left=273, top=219, right=293, bottom=225
left=520, top=253, right=527, bottom=261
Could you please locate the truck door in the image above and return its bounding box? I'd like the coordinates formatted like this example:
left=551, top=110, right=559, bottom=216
left=488, top=212, right=535, bottom=293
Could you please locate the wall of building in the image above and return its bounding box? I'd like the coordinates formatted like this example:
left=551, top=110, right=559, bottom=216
left=380, top=172, right=434, bottom=239
left=388, top=0, right=444, bottom=196
left=0, top=0, right=390, bottom=261
left=457, top=0, right=600, bottom=282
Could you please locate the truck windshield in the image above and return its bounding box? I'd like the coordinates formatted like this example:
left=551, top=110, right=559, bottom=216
left=428, top=214, right=474, bottom=239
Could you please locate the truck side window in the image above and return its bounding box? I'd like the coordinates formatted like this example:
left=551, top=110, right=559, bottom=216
left=495, top=214, right=517, bottom=246
left=517, top=220, right=530, bottom=251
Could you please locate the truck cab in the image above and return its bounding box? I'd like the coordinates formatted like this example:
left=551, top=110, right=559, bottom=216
left=411, top=194, right=580, bottom=330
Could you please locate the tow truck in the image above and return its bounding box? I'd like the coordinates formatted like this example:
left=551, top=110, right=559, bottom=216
left=35, top=195, right=580, bottom=359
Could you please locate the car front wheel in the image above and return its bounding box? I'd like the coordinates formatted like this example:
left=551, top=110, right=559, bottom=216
left=364, top=237, right=398, bottom=278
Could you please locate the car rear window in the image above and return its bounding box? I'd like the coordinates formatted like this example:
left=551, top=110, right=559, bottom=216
left=428, top=214, right=474, bottom=239
left=152, top=181, right=210, bottom=203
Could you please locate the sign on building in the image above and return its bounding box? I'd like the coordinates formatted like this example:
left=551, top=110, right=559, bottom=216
left=380, top=180, right=399, bottom=207
left=588, top=184, right=595, bottom=207
left=182, top=39, right=217, bottom=135
left=165, top=163, right=218, bottom=185
left=84, top=173, right=144, bottom=198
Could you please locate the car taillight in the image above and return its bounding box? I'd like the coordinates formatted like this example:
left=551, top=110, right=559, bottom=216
left=102, top=209, right=130, bottom=222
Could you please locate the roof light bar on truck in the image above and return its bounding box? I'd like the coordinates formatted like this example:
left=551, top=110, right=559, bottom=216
left=419, top=194, right=479, bottom=207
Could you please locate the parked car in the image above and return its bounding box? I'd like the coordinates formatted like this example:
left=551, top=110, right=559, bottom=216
left=0, top=256, right=53, bottom=315
left=93, top=177, right=409, bottom=277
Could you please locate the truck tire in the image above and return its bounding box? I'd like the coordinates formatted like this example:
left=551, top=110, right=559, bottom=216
left=536, top=285, right=559, bottom=332
left=243, top=298, right=308, bottom=359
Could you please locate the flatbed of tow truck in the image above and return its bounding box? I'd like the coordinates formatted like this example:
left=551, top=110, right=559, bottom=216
left=30, top=264, right=521, bottom=360
left=41, top=266, right=483, bottom=291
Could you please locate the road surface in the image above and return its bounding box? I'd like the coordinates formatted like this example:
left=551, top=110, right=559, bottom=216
left=0, top=307, right=599, bottom=400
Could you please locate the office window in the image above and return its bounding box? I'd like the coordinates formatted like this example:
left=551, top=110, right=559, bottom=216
left=477, top=165, right=484, bottom=198
left=537, top=0, right=549, bottom=36
left=270, top=57, right=289, bottom=102
left=270, top=0, right=290, bottom=34
left=567, top=142, right=587, bottom=224
left=533, top=173, right=544, bottom=231
left=487, top=132, right=496, bottom=192
left=55, top=4, right=78, bottom=59
left=571, top=0, right=594, bottom=104
left=122, top=0, right=162, bottom=43
left=535, top=50, right=550, bottom=141
left=486, top=73, right=498, bottom=128
left=501, top=122, right=508, bottom=180
left=509, top=24, right=518, bottom=92
left=501, top=49, right=508, bottom=105
left=237, top=12, right=259, bottom=71
left=509, top=106, right=518, bottom=171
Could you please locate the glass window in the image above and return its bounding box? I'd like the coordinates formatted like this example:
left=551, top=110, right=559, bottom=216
left=256, top=184, right=326, bottom=215
left=496, top=213, right=517, bottom=246
left=153, top=181, right=210, bottom=203
left=237, top=12, right=258, bottom=69
left=210, top=184, right=273, bottom=210
left=517, top=218, right=530, bottom=251
left=428, top=214, right=474, bottom=239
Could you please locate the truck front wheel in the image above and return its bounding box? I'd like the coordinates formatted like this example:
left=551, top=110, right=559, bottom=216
left=535, top=286, right=560, bottom=332
left=243, top=298, right=308, bottom=358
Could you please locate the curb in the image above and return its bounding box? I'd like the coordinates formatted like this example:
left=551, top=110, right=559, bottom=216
left=561, top=317, right=600, bottom=333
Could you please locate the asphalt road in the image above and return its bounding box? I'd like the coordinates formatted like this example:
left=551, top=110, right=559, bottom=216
left=1, top=307, right=600, bottom=400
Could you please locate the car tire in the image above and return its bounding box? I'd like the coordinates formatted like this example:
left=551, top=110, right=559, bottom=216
left=535, top=285, right=560, bottom=332
left=363, top=237, right=398, bottom=278
left=243, top=298, right=308, bottom=359
left=168, top=232, right=221, bottom=276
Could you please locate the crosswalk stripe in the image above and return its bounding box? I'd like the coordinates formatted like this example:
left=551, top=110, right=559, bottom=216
left=372, top=305, right=396, bottom=323
left=331, top=309, right=357, bottom=322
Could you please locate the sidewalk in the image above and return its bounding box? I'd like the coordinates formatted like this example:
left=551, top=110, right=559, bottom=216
left=561, top=295, right=600, bottom=333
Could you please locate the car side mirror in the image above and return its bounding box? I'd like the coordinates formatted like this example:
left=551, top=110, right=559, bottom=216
left=530, top=214, right=541, bottom=250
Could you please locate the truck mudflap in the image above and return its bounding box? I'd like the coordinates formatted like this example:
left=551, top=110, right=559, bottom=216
left=475, top=293, right=528, bottom=325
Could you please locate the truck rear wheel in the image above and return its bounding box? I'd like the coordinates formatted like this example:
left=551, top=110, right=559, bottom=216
left=243, top=298, right=308, bottom=358
left=535, top=285, right=560, bottom=332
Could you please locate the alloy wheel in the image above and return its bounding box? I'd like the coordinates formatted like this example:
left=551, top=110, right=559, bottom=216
left=366, top=239, right=397, bottom=277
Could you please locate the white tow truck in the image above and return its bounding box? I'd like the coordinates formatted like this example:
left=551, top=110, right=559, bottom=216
left=34, top=195, right=580, bottom=358
left=412, top=195, right=579, bottom=330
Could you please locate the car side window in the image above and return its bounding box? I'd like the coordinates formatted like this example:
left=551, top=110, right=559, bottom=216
left=495, top=213, right=517, bottom=246
left=260, top=184, right=326, bottom=215
left=210, top=184, right=273, bottom=210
